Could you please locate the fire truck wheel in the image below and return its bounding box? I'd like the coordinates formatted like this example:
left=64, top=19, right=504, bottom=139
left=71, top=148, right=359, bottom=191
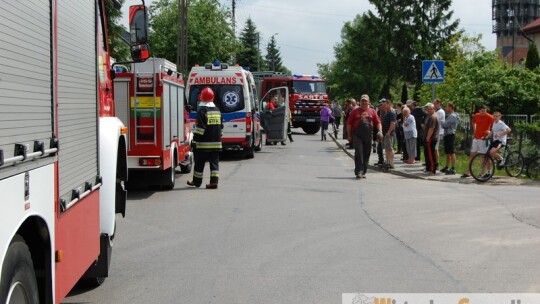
left=0, top=235, right=39, bottom=304
left=302, top=125, right=320, bottom=135
left=161, top=166, right=176, bottom=190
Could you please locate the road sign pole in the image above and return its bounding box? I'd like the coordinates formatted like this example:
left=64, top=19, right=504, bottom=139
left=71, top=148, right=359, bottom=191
left=431, top=83, right=436, bottom=101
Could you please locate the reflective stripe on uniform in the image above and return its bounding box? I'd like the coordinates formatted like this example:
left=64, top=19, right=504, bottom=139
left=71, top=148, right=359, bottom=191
left=196, top=142, right=222, bottom=149
left=193, top=127, right=205, bottom=135
left=193, top=171, right=203, bottom=178
left=210, top=171, right=219, bottom=177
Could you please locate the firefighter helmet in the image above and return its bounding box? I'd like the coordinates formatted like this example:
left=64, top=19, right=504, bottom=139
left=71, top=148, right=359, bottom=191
left=200, top=87, right=214, bottom=102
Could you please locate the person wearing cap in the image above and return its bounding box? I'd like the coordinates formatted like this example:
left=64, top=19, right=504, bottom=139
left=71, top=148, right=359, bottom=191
left=423, top=102, right=440, bottom=174
left=347, top=94, right=382, bottom=178
left=187, top=87, right=223, bottom=189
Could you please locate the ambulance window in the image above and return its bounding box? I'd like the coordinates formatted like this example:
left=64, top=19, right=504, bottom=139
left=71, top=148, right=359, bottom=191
left=188, top=87, right=202, bottom=111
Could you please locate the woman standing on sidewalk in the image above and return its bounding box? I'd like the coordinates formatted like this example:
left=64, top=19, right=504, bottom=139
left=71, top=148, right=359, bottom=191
left=402, top=106, right=417, bottom=164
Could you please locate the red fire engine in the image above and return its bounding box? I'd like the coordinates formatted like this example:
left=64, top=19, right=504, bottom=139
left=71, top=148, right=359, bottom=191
left=253, top=73, right=329, bottom=134
left=114, top=58, right=192, bottom=189
left=0, top=1, right=149, bottom=303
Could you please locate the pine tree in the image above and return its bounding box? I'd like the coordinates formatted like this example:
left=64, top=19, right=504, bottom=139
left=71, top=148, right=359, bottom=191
left=525, top=43, right=540, bottom=70
left=401, top=82, right=408, bottom=103
left=105, top=0, right=130, bottom=61
left=236, top=18, right=262, bottom=71
left=265, top=35, right=283, bottom=72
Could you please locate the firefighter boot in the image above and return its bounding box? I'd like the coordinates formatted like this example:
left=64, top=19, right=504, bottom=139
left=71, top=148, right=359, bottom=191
left=187, top=180, right=201, bottom=188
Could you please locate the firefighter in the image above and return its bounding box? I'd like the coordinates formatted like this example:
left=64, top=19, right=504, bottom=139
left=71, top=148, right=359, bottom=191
left=187, top=87, right=223, bottom=189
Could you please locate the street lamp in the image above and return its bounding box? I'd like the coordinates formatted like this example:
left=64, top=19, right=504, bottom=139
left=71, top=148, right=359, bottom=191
left=271, top=33, right=278, bottom=72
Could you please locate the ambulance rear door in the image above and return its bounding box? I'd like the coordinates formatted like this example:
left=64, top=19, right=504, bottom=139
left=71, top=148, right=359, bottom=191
left=259, top=87, right=289, bottom=142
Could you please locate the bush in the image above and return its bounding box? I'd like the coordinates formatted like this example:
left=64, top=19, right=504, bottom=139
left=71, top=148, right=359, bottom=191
left=515, top=122, right=540, bottom=148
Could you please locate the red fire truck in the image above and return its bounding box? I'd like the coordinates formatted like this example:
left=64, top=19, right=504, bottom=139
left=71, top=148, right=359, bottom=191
left=253, top=73, right=329, bottom=134
left=114, top=58, right=192, bottom=189
left=0, top=1, right=149, bottom=303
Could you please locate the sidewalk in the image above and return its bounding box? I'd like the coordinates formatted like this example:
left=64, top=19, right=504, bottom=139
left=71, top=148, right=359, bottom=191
left=329, top=128, right=538, bottom=186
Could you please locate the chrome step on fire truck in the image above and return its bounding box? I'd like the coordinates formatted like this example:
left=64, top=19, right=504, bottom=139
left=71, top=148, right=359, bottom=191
left=0, top=1, right=149, bottom=303
left=114, top=58, right=193, bottom=190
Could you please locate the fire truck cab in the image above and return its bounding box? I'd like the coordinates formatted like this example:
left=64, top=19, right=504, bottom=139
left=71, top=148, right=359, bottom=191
left=114, top=58, right=192, bottom=190
left=186, top=61, right=262, bottom=158
left=253, top=73, right=329, bottom=135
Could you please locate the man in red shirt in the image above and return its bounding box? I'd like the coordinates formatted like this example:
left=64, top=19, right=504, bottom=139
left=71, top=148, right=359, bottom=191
left=462, top=105, right=494, bottom=178
left=347, top=94, right=383, bottom=178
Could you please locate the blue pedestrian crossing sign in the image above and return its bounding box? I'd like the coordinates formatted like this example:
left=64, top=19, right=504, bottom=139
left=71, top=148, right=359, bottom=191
left=422, top=60, right=445, bottom=83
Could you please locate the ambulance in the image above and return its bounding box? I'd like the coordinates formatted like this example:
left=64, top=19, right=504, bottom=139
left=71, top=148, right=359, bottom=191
left=186, top=61, right=262, bottom=158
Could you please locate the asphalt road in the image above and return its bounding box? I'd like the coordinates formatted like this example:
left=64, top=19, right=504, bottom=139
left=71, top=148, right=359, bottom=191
left=64, top=131, right=540, bottom=304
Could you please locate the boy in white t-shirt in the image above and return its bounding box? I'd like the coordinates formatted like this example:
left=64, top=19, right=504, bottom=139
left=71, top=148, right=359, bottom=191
left=488, top=111, right=511, bottom=166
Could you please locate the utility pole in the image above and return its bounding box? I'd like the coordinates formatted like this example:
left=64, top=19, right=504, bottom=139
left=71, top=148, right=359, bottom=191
left=177, top=0, right=189, bottom=76
left=232, top=0, right=236, bottom=32
left=510, top=7, right=515, bottom=67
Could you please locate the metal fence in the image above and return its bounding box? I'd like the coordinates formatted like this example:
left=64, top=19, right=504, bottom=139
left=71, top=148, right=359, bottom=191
left=456, top=113, right=538, bottom=127
left=455, top=113, right=540, bottom=152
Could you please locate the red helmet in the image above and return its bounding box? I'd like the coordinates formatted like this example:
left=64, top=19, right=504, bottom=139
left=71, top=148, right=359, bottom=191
left=200, top=87, right=214, bottom=102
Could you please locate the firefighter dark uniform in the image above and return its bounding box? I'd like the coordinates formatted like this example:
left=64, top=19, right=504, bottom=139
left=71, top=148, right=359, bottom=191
left=187, top=87, right=222, bottom=189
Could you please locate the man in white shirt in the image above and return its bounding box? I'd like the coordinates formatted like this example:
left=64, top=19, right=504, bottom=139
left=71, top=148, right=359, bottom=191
left=433, top=98, right=445, bottom=168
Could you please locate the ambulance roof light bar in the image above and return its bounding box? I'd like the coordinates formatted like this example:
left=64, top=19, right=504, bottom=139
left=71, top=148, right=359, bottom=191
left=204, top=60, right=228, bottom=70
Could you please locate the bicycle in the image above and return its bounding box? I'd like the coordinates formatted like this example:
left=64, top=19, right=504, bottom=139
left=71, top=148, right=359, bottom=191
left=331, top=120, right=338, bottom=137
left=526, top=155, right=540, bottom=180
left=469, top=139, right=524, bottom=182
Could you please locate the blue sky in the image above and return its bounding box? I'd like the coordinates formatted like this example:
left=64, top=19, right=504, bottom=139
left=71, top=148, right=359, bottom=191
left=123, top=0, right=496, bottom=74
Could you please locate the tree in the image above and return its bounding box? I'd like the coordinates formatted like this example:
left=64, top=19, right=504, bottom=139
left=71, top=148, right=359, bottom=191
left=319, top=0, right=459, bottom=101
left=148, top=0, right=237, bottom=68
left=419, top=34, right=540, bottom=116
left=526, top=43, right=540, bottom=70
left=237, top=18, right=263, bottom=71
left=318, top=14, right=385, bottom=100
left=265, top=35, right=283, bottom=72
left=400, top=82, right=408, bottom=104
left=106, top=0, right=130, bottom=61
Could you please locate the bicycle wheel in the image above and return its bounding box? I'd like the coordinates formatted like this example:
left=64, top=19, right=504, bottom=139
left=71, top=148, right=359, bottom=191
left=526, top=156, right=540, bottom=180
left=470, top=153, right=495, bottom=182
left=504, top=151, right=524, bottom=177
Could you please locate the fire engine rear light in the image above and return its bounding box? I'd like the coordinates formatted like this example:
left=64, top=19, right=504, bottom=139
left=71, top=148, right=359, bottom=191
left=120, top=126, right=128, bottom=135
left=139, top=158, right=161, bottom=166
left=55, top=250, right=63, bottom=263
